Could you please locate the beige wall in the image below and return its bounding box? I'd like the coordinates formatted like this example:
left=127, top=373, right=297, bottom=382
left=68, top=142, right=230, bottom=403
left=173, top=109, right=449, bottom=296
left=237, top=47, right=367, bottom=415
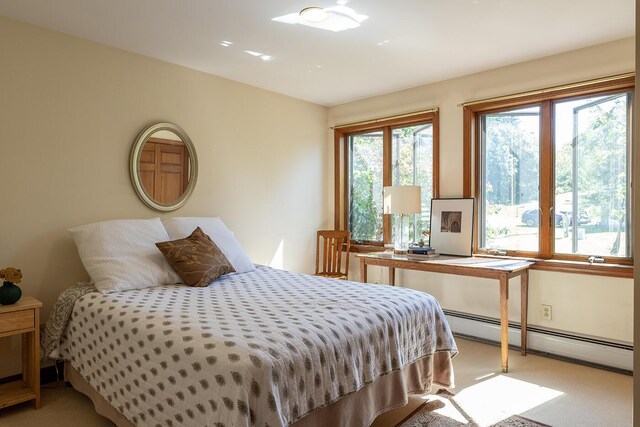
left=0, top=16, right=329, bottom=377
left=330, top=37, right=635, bottom=343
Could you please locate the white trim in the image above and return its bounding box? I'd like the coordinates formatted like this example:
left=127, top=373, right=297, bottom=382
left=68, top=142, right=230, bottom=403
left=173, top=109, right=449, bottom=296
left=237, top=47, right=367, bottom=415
left=446, top=314, right=633, bottom=371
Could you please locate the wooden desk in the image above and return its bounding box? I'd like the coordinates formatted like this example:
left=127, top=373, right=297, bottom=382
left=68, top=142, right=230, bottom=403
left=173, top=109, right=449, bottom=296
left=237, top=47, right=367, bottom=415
left=0, top=296, right=42, bottom=410
left=358, top=253, right=533, bottom=373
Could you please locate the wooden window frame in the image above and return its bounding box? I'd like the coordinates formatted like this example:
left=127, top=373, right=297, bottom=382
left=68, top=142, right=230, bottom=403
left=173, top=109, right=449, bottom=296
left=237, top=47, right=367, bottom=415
left=334, top=110, right=440, bottom=252
left=463, top=74, right=634, bottom=277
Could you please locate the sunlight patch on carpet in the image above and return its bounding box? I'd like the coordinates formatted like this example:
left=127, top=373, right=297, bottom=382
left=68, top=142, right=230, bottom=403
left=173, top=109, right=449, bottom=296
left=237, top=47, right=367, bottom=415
left=452, top=375, right=563, bottom=426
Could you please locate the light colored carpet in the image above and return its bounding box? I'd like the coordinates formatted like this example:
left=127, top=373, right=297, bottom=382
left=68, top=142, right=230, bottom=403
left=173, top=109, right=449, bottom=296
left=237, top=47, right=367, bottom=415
left=374, top=338, right=632, bottom=427
left=0, top=382, right=113, bottom=426
left=0, top=338, right=632, bottom=427
left=396, top=389, right=551, bottom=427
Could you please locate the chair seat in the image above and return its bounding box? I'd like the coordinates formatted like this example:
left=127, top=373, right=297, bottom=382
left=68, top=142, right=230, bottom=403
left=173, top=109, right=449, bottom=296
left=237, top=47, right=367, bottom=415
left=315, top=272, right=348, bottom=280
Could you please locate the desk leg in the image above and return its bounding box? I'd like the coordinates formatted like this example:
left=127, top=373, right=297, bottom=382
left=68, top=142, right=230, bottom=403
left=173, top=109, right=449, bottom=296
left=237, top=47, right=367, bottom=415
left=360, top=258, right=367, bottom=283
left=388, top=267, right=395, bottom=286
left=500, top=274, right=509, bottom=373
left=520, top=269, right=529, bottom=356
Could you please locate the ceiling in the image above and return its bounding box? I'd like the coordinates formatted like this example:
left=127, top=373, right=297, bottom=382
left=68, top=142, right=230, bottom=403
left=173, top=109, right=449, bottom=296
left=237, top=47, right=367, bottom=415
left=0, top=0, right=634, bottom=106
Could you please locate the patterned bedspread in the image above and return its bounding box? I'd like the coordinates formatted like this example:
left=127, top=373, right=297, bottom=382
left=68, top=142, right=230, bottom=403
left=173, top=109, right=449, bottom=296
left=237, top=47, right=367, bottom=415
left=52, top=265, right=457, bottom=427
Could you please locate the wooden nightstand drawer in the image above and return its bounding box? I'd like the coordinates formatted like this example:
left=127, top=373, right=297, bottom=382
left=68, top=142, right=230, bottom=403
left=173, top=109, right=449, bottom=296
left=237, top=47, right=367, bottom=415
left=0, top=309, right=34, bottom=334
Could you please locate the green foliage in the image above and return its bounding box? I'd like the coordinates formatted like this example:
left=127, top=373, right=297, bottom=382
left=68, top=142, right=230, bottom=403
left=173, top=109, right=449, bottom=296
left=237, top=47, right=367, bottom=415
left=348, top=124, right=434, bottom=242
left=483, top=94, right=630, bottom=256
left=349, top=134, right=383, bottom=241
left=555, top=97, right=627, bottom=229
left=392, top=125, right=433, bottom=241
left=484, top=114, right=539, bottom=206
left=350, top=169, right=381, bottom=240
left=486, top=224, right=510, bottom=240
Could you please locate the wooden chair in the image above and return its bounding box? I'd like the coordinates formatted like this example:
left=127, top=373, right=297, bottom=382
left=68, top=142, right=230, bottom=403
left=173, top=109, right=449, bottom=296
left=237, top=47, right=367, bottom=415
left=315, top=230, right=351, bottom=280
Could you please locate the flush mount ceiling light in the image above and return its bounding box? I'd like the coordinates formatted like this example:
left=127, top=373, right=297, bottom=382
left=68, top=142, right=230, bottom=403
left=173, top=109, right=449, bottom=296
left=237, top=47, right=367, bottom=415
left=299, top=7, right=328, bottom=23
left=273, top=4, right=368, bottom=32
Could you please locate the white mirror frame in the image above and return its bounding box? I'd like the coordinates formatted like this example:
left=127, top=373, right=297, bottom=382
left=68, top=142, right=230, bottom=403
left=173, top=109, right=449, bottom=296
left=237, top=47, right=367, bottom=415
left=130, top=122, right=198, bottom=212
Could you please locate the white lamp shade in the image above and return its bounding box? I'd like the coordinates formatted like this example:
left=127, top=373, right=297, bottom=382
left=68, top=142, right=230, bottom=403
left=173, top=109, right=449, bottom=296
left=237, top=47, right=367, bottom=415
left=383, top=186, right=421, bottom=214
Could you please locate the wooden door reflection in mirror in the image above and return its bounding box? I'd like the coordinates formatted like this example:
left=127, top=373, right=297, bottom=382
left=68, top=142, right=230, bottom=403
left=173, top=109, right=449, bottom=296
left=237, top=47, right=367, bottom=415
left=138, top=133, right=189, bottom=204
left=130, top=123, right=198, bottom=211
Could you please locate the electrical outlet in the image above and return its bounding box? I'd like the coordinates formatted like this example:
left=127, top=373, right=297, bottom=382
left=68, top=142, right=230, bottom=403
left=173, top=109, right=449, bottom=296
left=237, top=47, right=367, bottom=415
left=542, top=304, right=552, bottom=320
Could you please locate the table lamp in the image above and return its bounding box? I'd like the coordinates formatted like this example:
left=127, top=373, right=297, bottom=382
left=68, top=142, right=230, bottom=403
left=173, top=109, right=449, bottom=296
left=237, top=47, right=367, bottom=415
left=383, top=185, right=421, bottom=252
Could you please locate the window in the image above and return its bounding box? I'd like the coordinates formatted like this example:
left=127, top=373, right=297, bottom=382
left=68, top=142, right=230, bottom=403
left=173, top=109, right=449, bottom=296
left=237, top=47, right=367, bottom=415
left=391, top=124, right=434, bottom=244
left=334, top=111, right=439, bottom=247
left=553, top=94, right=631, bottom=258
left=464, top=74, right=634, bottom=271
left=479, top=106, right=541, bottom=252
left=348, top=131, right=384, bottom=242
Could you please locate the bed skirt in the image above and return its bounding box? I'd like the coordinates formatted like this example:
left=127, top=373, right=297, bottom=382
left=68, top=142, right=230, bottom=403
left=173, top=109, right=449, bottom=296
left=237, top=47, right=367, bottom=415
left=65, top=351, right=454, bottom=427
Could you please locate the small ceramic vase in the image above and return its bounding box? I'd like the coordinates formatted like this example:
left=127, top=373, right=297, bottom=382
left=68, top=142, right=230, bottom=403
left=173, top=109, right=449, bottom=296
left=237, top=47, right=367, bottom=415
left=0, top=281, right=22, bottom=305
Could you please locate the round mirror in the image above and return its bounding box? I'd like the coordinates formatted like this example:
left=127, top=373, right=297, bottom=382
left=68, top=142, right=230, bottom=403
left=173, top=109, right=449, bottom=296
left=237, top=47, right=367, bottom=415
left=130, top=122, right=198, bottom=211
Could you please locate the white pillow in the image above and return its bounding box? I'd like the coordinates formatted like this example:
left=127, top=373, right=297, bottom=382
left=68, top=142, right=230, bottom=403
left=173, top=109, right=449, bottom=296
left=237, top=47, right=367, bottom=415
left=162, top=217, right=255, bottom=273
left=68, top=218, right=181, bottom=293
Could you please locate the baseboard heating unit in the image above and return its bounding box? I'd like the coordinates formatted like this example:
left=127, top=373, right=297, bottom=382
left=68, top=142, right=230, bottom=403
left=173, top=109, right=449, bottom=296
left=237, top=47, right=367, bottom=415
left=444, top=310, right=633, bottom=374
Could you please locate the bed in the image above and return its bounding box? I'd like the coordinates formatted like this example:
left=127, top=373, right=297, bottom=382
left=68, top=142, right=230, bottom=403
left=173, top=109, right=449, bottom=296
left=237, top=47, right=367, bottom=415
left=43, top=217, right=457, bottom=427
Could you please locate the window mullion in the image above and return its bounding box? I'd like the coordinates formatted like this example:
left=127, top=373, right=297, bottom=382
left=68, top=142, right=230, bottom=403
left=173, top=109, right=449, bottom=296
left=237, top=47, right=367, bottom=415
left=540, top=100, right=553, bottom=258
left=382, top=127, right=392, bottom=244
left=342, top=132, right=349, bottom=232
left=335, top=132, right=344, bottom=230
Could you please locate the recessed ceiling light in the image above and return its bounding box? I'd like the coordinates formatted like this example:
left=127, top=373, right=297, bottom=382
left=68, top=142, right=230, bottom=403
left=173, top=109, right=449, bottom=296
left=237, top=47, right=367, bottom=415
left=299, top=7, right=328, bottom=23
left=220, top=40, right=233, bottom=47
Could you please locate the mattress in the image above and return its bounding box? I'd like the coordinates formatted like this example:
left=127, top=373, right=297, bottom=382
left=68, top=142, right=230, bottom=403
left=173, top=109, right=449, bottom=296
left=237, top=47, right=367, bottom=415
left=52, top=265, right=457, bottom=426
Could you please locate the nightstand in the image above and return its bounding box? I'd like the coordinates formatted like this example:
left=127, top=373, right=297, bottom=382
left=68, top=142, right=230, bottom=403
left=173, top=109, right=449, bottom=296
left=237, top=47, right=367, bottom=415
left=0, top=296, right=42, bottom=410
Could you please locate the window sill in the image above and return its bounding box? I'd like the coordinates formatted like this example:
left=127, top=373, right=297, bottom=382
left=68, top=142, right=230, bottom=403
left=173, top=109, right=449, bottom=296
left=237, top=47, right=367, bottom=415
left=348, top=244, right=385, bottom=254
left=474, top=254, right=633, bottom=279
left=349, top=246, right=633, bottom=278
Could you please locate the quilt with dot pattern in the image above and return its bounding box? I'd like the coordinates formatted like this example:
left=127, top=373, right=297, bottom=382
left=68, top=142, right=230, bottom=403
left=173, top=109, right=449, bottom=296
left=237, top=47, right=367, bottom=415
left=56, top=265, right=457, bottom=427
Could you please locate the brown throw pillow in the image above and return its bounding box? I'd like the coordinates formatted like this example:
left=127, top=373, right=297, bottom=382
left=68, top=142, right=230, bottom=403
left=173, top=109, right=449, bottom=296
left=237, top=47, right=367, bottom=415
left=156, top=227, right=235, bottom=287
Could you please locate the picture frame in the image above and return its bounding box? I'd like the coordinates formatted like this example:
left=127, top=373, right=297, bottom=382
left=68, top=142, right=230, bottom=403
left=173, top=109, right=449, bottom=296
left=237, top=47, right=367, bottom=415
left=429, top=198, right=474, bottom=256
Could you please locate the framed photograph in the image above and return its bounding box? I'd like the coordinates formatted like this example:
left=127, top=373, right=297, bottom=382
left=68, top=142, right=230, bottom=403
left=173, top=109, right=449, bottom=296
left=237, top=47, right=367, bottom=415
left=429, top=198, right=474, bottom=256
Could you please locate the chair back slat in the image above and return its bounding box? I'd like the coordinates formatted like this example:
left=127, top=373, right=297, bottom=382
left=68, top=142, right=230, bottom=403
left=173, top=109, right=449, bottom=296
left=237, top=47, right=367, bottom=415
left=329, top=238, right=335, bottom=271
left=324, top=237, right=330, bottom=272
left=315, top=230, right=351, bottom=280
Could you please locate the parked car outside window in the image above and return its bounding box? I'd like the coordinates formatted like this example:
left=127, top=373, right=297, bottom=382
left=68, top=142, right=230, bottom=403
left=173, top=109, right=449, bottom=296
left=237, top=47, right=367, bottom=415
left=521, top=209, right=590, bottom=227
